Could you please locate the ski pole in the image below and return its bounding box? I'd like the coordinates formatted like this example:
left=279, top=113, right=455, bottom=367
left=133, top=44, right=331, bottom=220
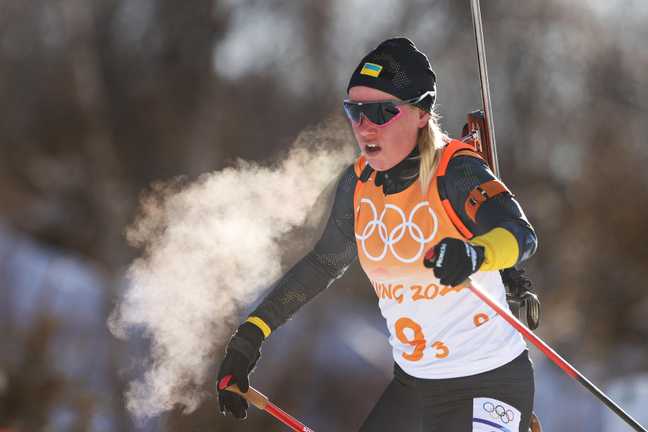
left=463, top=280, right=647, bottom=432
left=219, top=376, right=315, bottom=432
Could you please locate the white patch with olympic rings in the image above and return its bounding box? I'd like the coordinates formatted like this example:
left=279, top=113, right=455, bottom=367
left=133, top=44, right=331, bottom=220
left=472, top=397, right=521, bottom=431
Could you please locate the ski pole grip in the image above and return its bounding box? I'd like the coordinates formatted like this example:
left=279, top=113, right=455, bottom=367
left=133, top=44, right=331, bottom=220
left=224, top=383, right=269, bottom=411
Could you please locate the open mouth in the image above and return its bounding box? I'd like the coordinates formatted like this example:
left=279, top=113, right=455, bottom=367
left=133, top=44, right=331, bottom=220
left=365, top=143, right=382, bottom=155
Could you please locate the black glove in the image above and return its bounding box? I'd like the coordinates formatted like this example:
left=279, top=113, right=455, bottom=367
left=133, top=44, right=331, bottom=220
left=217, top=322, right=264, bottom=419
left=501, top=267, right=541, bottom=330
left=423, top=237, right=485, bottom=286
left=500, top=267, right=532, bottom=299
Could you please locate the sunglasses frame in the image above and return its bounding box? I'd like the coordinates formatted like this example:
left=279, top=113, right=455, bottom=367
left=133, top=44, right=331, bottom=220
left=343, top=91, right=435, bottom=127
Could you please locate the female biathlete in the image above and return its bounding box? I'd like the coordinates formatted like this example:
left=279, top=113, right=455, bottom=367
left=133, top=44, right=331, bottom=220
left=217, top=37, right=538, bottom=431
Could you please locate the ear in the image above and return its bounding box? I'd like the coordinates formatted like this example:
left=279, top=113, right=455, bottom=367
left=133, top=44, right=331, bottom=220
left=416, top=109, right=431, bottom=128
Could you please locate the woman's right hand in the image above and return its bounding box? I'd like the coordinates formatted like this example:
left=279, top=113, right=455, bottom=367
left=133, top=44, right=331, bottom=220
left=217, top=322, right=264, bottom=419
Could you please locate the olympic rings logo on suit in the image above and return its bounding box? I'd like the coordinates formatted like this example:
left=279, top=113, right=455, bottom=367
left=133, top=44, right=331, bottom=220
left=355, top=198, right=439, bottom=263
left=482, top=401, right=515, bottom=424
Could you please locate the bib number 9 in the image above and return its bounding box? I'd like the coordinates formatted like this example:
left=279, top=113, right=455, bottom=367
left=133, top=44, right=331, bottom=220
left=394, top=317, right=449, bottom=362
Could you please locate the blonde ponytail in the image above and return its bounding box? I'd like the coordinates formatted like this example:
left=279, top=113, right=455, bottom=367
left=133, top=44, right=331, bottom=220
left=418, top=110, right=448, bottom=195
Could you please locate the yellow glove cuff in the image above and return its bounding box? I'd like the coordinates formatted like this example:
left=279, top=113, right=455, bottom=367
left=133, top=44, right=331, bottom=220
left=470, top=227, right=519, bottom=271
left=245, top=316, right=271, bottom=339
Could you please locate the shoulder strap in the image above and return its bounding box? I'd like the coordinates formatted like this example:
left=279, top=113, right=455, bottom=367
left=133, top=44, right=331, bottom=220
left=353, top=155, right=372, bottom=212
left=436, top=139, right=483, bottom=177
left=436, top=140, right=484, bottom=239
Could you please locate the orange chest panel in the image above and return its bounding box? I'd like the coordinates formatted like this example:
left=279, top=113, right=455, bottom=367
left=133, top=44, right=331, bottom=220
left=354, top=170, right=464, bottom=282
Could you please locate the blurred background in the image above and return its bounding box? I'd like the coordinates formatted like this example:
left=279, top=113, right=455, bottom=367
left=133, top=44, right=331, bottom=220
left=1, top=0, right=647, bottom=431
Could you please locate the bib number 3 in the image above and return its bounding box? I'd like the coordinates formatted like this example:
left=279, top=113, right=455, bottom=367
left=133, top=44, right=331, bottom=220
left=394, top=317, right=449, bottom=362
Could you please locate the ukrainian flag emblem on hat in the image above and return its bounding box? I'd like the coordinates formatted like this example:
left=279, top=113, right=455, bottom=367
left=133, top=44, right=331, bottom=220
left=360, top=62, right=383, bottom=78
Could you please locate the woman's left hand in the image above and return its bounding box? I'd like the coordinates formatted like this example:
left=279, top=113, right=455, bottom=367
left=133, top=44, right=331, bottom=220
left=423, top=238, right=485, bottom=286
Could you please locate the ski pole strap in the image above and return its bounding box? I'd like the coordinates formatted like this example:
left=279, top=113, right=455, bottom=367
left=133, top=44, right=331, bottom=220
left=223, top=383, right=316, bottom=432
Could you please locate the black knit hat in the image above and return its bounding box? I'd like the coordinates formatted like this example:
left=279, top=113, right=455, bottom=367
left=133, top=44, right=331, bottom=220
left=347, top=37, right=437, bottom=112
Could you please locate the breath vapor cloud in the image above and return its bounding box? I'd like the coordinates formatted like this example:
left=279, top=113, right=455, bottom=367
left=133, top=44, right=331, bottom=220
left=108, top=116, right=356, bottom=420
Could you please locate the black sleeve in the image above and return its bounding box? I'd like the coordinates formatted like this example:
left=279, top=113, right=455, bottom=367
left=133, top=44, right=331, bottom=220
left=249, top=164, right=358, bottom=332
left=445, top=155, right=538, bottom=263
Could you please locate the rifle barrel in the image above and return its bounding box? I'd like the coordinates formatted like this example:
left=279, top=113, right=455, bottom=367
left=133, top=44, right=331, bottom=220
left=470, top=0, right=500, bottom=176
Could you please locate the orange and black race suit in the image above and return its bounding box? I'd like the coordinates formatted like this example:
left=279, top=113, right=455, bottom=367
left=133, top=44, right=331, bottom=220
left=249, top=142, right=537, bottom=333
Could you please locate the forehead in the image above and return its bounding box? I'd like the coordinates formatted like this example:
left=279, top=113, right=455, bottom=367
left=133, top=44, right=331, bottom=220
left=348, top=86, right=399, bottom=102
